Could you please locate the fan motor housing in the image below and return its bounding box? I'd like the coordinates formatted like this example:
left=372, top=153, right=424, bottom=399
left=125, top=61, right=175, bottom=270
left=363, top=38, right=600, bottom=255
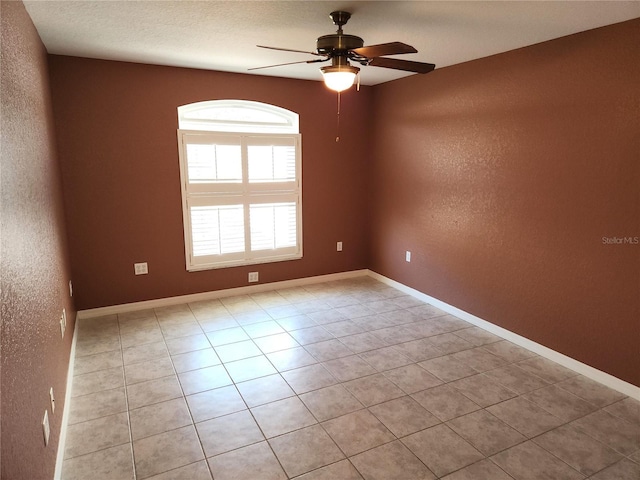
left=317, top=34, right=364, bottom=54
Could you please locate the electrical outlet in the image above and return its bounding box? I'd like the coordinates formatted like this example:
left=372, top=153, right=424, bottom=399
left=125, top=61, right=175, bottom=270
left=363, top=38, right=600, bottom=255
left=42, top=410, right=50, bottom=446
left=336, top=241, right=343, bottom=252
left=49, top=388, right=55, bottom=414
left=134, top=262, right=148, bottom=275
left=59, top=309, right=66, bottom=338
left=405, top=251, right=411, bottom=262
left=248, top=272, right=259, bottom=283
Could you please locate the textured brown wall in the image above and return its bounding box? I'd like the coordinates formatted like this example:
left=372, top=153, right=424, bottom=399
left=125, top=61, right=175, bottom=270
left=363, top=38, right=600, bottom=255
left=1, top=2, right=76, bottom=479
left=48, top=57, right=372, bottom=310
left=369, top=19, right=640, bottom=386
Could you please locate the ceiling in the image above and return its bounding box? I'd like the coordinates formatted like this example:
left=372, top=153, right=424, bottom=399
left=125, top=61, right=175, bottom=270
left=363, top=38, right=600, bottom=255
left=24, top=1, right=640, bottom=86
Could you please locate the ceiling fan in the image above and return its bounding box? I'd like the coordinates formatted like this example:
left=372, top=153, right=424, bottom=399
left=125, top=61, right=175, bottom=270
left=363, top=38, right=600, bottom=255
left=250, top=11, right=436, bottom=92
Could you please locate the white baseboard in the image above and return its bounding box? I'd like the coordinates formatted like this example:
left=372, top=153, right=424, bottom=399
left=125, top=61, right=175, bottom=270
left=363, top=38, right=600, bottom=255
left=368, top=270, right=640, bottom=400
left=77, top=270, right=369, bottom=319
left=54, top=315, right=78, bottom=480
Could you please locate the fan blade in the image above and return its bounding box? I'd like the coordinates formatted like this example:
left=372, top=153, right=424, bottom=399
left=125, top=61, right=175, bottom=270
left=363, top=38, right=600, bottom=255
left=257, top=45, right=321, bottom=56
left=352, top=42, right=417, bottom=58
left=368, top=57, right=435, bottom=74
left=248, top=58, right=327, bottom=71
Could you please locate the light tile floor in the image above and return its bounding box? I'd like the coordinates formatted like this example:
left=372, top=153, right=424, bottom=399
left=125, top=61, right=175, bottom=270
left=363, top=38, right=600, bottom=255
left=61, top=277, right=640, bottom=480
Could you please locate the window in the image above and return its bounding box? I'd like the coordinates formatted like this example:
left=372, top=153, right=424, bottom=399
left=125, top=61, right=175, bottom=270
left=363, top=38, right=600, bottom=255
left=177, top=101, right=302, bottom=271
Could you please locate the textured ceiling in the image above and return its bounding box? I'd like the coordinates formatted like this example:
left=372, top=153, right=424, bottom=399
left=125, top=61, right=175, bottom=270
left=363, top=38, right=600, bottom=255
left=24, top=1, right=640, bottom=86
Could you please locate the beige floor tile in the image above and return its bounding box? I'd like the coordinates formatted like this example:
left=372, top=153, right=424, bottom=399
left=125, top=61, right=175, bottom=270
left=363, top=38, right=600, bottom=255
left=407, top=304, right=448, bottom=319
left=322, top=355, right=376, bottom=382
left=235, top=373, right=295, bottom=407
left=290, top=326, right=335, bottom=345
left=412, top=385, right=480, bottom=422
left=171, top=348, right=220, bottom=373
left=120, top=326, right=164, bottom=348
left=295, top=459, right=363, bottom=479
left=269, top=424, right=344, bottom=477
left=440, top=459, right=512, bottom=480
left=370, top=325, right=418, bottom=344
left=418, top=355, right=479, bottom=383
left=251, top=396, right=317, bottom=438
left=369, top=396, right=440, bottom=437
left=305, top=339, right=353, bottom=362
left=75, top=336, right=121, bottom=357
left=453, top=327, right=501, bottom=346
left=322, top=409, right=394, bottom=456
left=343, top=373, right=405, bottom=407
left=382, top=364, right=443, bottom=394
left=359, top=346, right=413, bottom=371
left=427, top=333, right=474, bottom=354
left=275, top=314, right=317, bottom=331
left=452, top=347, right=507, bottom=372
left=486, top=396, right=564, bottom=438
left=299, top=384, right=364, bottom=422
left=214, top=340, right=262, bottom=362
left=589, top=458, right=640, bottom=480
left=350, top=440, right=436, bottom=480
left=338, top=332, right=389, bottom=353
left=243, top=320, right=286, bottom=338
left=491, top=441, right=585, bottom=479
left=160, top=321, right=204, bottom=339
left=532, top=423, right=622, bottom=476
left=185, top=385, right=246, bottom=423
left=73, top=350, right=123, bottom=376
left=124, top=356, right=174, bottom=385
left=557, top=375, right=626, bottom=408
left=63, top=279, right=634, bottom=480
left=196, top=410, right=264, bottom=457
left=198, top=316, right=240, bottom=333
left=224, top=355, right=278, bottom=383
left=165, top=334, right=211, bottom=355
left=72, top=366, right=124, bottom=397
left=208, top=441, right=286, bottom=480
left=205, top=327, right=249, bottom=347
left=130, top=398, right=193, bottom=440
left=402, top=424, right=484, bottom=477
left=447, top=409, right=526, bottom=456
left=604, top=397, right=640, bottom=427
left=127, top=375, right=183, bottom=410
left=68, top=387, right=127, bottom=425
left=61, top=443, right=134, bottom=480
left=123, top=341, right=169, bottom=366
left=516, top=356, right=578, bottom=383
left=178, top=365, right=232, bottom=395
left=571, top=409, right=640, bottom=455
left=482, top=364, right=550, bottom=394
left=282, top=363, right=337, bottom=394
left=481, top=340, right=537, bottom=363
left=254, top=332, right=300, bottom=354
left=145, top=460, right=212, bottom=480
left=449, top=373, right=517, bottom=407
left=523, top=384, right=598, bottom=421
left=322, top=320, right=364, bottom=337
left=64, top=412, right=130, bottom=459
left=133, top=425, right=204, bottom=479
left=392, top=339, right=444, bottom=362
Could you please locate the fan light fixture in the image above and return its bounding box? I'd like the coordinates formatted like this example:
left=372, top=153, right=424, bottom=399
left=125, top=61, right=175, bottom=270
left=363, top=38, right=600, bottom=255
left=321, top=64, right=360, bottom=92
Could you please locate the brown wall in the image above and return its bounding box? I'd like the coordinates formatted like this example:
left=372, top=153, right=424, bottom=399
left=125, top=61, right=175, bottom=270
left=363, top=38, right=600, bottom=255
left=369, top=19, right=640, bottom=386
left=48, top=57, right=372, bottom=310
left=0, top=2, right=76, bottom=479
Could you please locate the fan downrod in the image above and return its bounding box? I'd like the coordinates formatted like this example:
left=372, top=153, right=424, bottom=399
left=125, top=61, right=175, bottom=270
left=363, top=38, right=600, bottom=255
left=329, top=11, right=351, bottom=31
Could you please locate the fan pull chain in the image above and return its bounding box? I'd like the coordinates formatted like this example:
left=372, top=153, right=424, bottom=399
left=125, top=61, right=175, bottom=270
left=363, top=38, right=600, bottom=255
left=336, top=91, right=341, bottom=142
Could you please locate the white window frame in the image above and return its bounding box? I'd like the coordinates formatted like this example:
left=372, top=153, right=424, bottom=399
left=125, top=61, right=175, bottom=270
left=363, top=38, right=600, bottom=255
left=177, top=101, right=302, bottom=271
